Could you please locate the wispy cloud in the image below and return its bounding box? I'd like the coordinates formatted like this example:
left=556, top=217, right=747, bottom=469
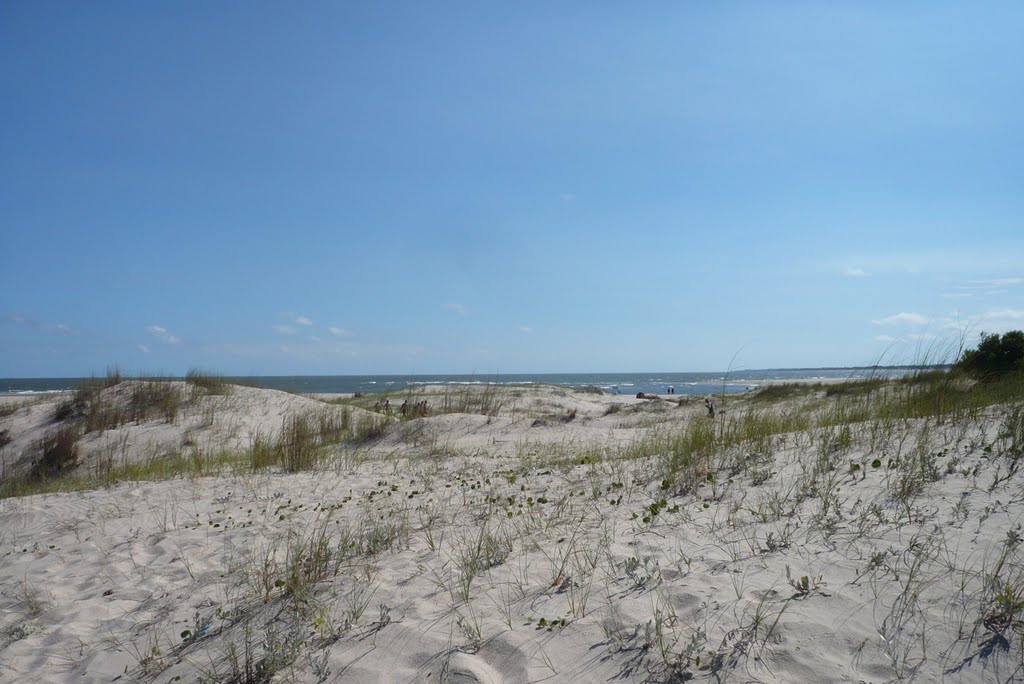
left=560, top=193, right=576, bottom=202
left=444, top=303, right=467, bottom=316
left=872, top=312, right=929, bottom=326
left=272, top=325, right=298, bottom=335
left=9, top=315, right=76, bottom=335
left=873, top=335, right=900, bottom=343
left=309, top=335, right=321, bottom=343
left=284, top=312, right=313, bottom=325
left=969, top=277, right=1022, bottom=287
left=328, top=326, right=354, bottom=337
left=826, top=249, right=1024, bottom=276
left=9, top=315, right=31, bottom=326
left=137, top=344, right=151, bottom=353
left=943, top=275, right=1022, bottom=299
left=520, top=325, right=533, bottom=334
left=843, top=267, right=868, bottom=277
left=145, top=325, right=180, bottom=344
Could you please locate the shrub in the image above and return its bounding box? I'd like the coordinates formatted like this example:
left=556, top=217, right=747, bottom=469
left=958, top=330, right=1024, bottom=380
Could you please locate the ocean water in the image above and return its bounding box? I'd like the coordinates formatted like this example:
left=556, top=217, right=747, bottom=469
left=0, top=367, right=917, bottom=397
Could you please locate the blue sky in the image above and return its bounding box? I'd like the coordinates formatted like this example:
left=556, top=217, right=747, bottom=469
left=2, top=2, right=1023, bottom=377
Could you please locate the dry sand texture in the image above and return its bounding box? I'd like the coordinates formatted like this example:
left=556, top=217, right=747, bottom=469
left=1, top=377, right=1023, bottom=682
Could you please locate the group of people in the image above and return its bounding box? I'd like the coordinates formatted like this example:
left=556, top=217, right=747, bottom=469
left=400, top=399, right=430, bottom=417
left=373, top=398, right=432, bottom=417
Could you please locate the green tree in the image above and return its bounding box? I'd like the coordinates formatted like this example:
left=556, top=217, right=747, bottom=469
left=957, top=330, right=1024, bottom=379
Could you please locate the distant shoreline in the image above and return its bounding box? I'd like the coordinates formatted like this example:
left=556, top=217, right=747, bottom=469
left=0, top=366, right=930, bottom=397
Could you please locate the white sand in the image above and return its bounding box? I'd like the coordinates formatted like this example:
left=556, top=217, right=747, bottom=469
left=1, top=382, right=1021, bottom=682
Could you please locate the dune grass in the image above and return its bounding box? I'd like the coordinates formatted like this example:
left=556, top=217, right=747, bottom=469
left=1, top=396, right=387, bottom=499
left=185, top=368, right=232, bottom=396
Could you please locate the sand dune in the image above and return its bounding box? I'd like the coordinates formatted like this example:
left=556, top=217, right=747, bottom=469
left=1, top=380, right=1022, bottom=682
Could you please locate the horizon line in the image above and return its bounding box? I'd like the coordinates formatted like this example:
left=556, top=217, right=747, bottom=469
left=0, top=363, right=951, bottom=381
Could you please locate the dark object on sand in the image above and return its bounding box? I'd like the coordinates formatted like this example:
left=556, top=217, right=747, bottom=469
left=704, top=397, right=715, bottom=418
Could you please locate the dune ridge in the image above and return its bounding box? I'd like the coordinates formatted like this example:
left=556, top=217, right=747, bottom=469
left=1, top=376, right=1022, bottom=682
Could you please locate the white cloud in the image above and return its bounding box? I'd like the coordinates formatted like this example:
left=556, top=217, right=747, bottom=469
left=328, top=326, right=354, bottom=337
left=520, top=325, right=533, bottom=334
left=137, top=344, right=151, bottom=353
left=561, top=193, right=576, bottom=202
left=284, top=312, right=313, bottom=325
left=985, top=308, right=1024, bottom=320
left=444, top=303, right=467, bottom=316
left=872, top=312, right=929, bottom=326
left=146, top=325, right=180, bottom=344
left=272, top=325, right=297, bottom=335
left=309, top=335, right=321, bottom=342
left=873, top=335, right=900, bottom=343
left=843, top=267, right=868, bottom=277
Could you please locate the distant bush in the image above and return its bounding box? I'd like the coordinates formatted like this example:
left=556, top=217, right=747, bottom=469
left=957, top=331, right=1024, bottom=380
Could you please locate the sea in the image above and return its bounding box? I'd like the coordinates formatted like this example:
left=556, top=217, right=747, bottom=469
left=0, top=367, right=921, bottom=398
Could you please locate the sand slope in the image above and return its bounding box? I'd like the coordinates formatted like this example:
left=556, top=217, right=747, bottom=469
left=1, top=383, right=1022, bottom=683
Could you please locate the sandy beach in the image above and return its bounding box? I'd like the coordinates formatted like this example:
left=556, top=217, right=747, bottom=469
left=1, top=377, right=1022, bottom=682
